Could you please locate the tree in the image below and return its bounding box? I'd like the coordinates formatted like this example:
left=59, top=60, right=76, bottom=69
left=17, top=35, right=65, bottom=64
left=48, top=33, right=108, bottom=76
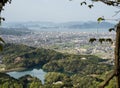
left=0, top=0, right=11, bottom=51
left=0, top=0, right=11, bottom=22
left=80, top=0, right=120, bottom=88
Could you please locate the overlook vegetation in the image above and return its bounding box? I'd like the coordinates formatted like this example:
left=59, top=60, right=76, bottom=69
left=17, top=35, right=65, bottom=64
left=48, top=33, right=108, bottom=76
left=0, top=43, right=112, bottom=75
left=0, top=43, right=114, bottom=87
left=0, top=71, right=116, bottom=88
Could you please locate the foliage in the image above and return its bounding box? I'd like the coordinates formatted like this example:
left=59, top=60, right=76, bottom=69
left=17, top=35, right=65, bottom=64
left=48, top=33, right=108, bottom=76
left=80, top=0, right=120, bottom=9
left=0, top=73, right=23, bottom=88
left=44, top=72, right=73, bottom=88
left=97, top=17, right=105, bottom=23
left=19, top=75, right=42, bottom=88
left=71, top=74, right=101, bottom=88
left=0, top=43, right=113, bottom=87
left=45, top=72, right=66, bottom=84
left=0, top=0, right=12, bottom=23
left=0, top=43, right=112, bottom=76
left=43, top=55, right=112, bottom=75
left=0, top=71, right=116, bottom=88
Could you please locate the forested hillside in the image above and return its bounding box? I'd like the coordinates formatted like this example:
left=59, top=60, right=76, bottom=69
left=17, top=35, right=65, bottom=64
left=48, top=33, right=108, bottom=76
left=0, top=43, right=114, bottom=87
left=0, top=43, right=112, bottom=74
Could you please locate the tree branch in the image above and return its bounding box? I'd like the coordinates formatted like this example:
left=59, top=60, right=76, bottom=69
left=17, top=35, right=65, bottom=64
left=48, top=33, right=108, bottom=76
left=94, top=0, right=120, bottom=6
left=99, top=71, right=115, bottom=88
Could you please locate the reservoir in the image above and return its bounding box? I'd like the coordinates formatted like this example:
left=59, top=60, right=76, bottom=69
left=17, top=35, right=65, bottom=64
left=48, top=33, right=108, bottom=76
left=7, top=69, right=47, bottom=83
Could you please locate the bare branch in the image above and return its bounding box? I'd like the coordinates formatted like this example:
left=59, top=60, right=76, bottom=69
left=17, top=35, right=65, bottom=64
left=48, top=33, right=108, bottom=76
left=99, top=71, right=115, bottom=88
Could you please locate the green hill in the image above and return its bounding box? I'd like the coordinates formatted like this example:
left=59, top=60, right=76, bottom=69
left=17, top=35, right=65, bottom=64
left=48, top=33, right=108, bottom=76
left=0, top=43, right=114, bottom=88
left=0, top=43, right=112, bottom=75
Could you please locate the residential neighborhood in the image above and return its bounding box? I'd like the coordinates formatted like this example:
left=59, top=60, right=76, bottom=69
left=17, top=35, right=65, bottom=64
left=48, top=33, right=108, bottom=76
left=0, top=28, right=115, bottom=65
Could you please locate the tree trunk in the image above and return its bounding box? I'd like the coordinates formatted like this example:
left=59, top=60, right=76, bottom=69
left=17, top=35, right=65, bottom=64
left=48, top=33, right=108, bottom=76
left=115, top=22, right=120, bottom=88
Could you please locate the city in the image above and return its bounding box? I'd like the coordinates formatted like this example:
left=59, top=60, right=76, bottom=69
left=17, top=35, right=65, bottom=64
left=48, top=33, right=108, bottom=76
left=1, top=27, right=115, bottom=65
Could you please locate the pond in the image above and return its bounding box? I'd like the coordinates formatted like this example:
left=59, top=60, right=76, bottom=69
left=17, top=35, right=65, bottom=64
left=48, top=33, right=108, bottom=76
left=7, top=69, right=47, bottom=84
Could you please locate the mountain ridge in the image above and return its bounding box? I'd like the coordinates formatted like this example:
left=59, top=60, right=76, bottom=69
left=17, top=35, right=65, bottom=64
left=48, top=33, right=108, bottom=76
left=2, top=21, right=114, bottom=29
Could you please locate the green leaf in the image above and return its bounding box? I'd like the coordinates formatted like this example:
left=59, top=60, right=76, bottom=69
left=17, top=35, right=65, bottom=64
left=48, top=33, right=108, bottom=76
left=99, top=38, right=105, bottom=44
left=97, top=17, right=105, bottom=23
left=80, top=1, right=87, bottom=6
left=109, top=28, right=115, bottom=32
left=106, top=38, right=113, bottom=44
left=88, top=4, right=94, bottom=8
left=89, top=38, right=96, bottom=43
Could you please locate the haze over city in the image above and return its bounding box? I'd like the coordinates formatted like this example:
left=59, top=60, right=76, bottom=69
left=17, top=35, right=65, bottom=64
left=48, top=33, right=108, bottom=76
left=2, top=0, right=119, bottom=23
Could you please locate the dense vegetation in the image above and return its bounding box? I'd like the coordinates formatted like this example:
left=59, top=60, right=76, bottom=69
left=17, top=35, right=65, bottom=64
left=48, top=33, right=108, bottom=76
left=0, top=43, right=112, bottom=75
left=0, top=72, right=116, bottom=88
left=0, top=43, right=114, bottom=87
left=0, top=73, right=23, bottom=88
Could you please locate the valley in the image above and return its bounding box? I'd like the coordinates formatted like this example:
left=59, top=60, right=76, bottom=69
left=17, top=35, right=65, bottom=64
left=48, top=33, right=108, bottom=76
left=0, top=21, right=116, bottom=87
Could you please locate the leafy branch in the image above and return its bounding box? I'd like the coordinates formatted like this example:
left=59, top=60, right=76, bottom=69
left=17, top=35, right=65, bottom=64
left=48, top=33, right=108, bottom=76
left=89, top=38, right=113, bottom=44
left=0, top=0, right=12, bottom=23
left=93, top=0, right=120, bottom=6
left=0, top=0, right=10, bottom=51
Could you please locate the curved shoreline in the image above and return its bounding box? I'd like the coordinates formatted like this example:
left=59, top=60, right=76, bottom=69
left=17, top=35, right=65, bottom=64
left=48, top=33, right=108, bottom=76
left=0, top=67, right=27, bottom=73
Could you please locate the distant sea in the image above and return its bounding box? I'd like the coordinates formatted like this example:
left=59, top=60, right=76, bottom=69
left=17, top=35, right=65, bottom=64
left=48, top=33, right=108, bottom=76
left=29, top=27, right=110, bottom=33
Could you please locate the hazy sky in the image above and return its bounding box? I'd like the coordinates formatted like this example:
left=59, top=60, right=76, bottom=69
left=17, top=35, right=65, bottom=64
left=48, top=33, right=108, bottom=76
left=1, top=0, right=119, bottom=23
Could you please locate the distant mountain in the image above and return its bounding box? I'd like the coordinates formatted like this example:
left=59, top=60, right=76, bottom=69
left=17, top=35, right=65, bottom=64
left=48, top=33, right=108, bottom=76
left=0, top=27, right=31, bottom=36
left=2, top=21, right=114, bottom=29
left=63, top=21, right=114, bottom=29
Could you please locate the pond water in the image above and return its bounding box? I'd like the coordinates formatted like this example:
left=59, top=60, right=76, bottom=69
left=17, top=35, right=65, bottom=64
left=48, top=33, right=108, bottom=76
left=7, top=69, right=47, bottom=84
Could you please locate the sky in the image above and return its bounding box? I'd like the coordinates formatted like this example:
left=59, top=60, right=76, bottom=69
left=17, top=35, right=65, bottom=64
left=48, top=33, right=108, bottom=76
left=1, top=0, right=120, bottom=23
